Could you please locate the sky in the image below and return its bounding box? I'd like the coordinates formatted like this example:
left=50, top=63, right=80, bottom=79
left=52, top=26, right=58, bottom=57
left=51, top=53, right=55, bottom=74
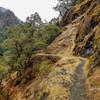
left=0, top=0, right=59, bottom=22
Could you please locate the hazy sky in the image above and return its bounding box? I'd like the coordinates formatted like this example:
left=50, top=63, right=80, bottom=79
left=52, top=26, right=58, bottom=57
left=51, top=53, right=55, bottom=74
left=0, top=0, right=59, bottom=22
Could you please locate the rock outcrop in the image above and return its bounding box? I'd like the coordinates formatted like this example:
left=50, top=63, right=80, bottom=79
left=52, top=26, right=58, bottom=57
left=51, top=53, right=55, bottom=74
left=0, top=7, right=22, bottom=30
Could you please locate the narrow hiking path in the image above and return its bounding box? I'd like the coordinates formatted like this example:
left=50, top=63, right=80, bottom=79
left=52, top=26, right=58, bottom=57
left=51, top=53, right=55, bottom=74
left=33, top=23, right=89, bottom=100
left=48, top=23, right=89, bottom=100
left=69, top=58, right=88, bottom=100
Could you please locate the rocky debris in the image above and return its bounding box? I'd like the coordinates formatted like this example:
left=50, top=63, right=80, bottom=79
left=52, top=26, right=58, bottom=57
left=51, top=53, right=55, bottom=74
left=33, top=57, right=81, bottom=100
left=70, top=59, right=87, bottom=100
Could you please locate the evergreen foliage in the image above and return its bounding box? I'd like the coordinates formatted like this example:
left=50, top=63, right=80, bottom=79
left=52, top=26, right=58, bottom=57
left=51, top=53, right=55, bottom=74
left=2, top=23, right=59, bottom=71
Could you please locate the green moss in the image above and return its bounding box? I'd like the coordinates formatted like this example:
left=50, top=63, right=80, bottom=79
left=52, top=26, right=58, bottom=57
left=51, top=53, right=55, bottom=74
left=39, top=61, right=48, bottom=73
left=88, top=52, right=97, bottom=68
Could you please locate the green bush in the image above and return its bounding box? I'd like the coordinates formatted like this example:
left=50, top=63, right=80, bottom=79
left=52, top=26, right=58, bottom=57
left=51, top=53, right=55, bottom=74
left=33, top=61, right=49, bottom=77
left=0, top=28, right=7, bottom=56
left=2, top=23, right=59, bottom=71
left=0, top=58, right=8, bottom=79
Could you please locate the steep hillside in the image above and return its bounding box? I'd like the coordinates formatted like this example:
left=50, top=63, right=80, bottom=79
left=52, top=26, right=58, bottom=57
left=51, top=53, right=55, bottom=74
left=60, top=0, right=100, bottom=99
left=0, top=0, right=100, bottom=100
left=0, top=7, right=22, bottom=30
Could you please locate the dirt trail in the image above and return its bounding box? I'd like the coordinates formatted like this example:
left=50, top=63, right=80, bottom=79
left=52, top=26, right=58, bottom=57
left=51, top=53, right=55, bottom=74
left=70, top=58, right=88, bottom=100
left=33, top=23, right=89, bottom=100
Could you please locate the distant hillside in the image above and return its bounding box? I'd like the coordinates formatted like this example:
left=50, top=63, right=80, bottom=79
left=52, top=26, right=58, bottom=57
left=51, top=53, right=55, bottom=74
left=0, top=7, right=23, bottom=56
left=0, top=7, right=23, bottom=30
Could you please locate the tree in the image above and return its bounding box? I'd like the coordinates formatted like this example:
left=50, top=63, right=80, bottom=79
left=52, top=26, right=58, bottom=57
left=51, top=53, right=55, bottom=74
left=3, top=23, right=59, bottom=71
left=26, top=12, right=43, bottom=27
left=49, top=17, right=59, bottom=25
left=54, top=0, right=72, bottom=17
left=0, top=28, right=7, bottom=56
left=54, top=0, right=83, bottom=19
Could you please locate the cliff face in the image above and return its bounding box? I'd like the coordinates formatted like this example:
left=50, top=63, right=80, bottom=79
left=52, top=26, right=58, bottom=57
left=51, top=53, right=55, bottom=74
left=60, top=0, right=100, bottom=57
left=0, top=7, right=22, bottom=30
left=0, top=0, right=100, bottom=100
left=60, top=0, right=100, bottom=99
left=74, top=1, right=100, bottom=57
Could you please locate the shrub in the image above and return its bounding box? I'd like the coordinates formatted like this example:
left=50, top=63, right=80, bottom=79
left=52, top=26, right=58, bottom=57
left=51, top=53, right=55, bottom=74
left=33, top=61, right=49, bottom=77
left=2, top=24, right=59, bottom=71
left=0, top=59, right=8, bottom=79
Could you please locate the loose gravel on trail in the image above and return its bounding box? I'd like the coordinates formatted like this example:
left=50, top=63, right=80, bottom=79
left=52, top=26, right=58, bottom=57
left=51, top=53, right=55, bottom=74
left=69, top=59, right=88, bottom=100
